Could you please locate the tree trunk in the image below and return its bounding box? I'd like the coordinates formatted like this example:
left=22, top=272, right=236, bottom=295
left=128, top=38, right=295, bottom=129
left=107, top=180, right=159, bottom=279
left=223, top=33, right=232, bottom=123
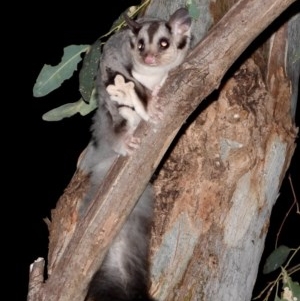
left=27, top=0, right=299, bottom=300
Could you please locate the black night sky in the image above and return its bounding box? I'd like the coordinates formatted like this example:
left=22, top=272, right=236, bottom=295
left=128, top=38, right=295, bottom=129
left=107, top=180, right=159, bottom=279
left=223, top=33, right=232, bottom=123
left=18, top=2, right=299, bottom=300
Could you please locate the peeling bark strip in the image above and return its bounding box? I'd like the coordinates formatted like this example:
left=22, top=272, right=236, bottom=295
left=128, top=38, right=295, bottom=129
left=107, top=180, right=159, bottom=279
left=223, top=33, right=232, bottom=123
left=27, top=0, right=297, bottom=300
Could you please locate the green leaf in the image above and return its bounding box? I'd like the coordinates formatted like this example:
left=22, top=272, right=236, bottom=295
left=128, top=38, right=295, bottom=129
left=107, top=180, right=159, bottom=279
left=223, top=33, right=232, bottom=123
left=79, top=39, right=102, bottom=102
left=42, top=90, right=97, bottom=121
left=263, top=245, right=291, bottom=274
left=290, top=281, right=300, bottom=300
left=186, top=0, right=200, bottom=20
left=283, top=272, right=300, bottom=300
left=275, top=296, right=282, bottom=301
left=33, top=44, right=90, bottom=97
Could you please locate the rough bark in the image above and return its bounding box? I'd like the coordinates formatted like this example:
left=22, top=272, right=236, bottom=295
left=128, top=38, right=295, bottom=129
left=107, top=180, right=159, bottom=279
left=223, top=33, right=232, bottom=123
left=150, top=57, right=297, bottom=301
left=27, top=0, right=299, bottom=300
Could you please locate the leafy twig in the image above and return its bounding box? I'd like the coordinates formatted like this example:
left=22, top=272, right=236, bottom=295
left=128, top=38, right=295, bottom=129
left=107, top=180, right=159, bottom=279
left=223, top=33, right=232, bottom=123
left=99, top=0, right=151, bottom=40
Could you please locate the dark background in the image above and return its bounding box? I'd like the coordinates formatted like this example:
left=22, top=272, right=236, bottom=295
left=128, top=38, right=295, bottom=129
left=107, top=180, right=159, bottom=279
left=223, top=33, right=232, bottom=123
left=19, top=2, right=299, bottom=300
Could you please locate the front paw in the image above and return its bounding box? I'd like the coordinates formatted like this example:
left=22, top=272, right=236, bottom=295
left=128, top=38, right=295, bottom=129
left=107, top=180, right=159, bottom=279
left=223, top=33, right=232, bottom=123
left=115, top=132, right=140, bottom=156
left=106, top=74, right=135, bottom=107
left=123, top=133, right=140, bottom=154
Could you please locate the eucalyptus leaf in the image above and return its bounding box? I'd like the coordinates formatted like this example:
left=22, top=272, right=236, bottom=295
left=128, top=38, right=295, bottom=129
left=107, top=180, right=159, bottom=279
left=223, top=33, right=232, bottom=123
left=33, top=44, right=90, bottom=97
left=284, top=274, right=300, bottom=300
left=42, top=93, right=97, bottom=121
left=79, top=39, right=102, bottom=102
left=263, top=245, right=291, bottom=274
left=186, top=0, right=200, bottom=20
left=290, top=281, right=300, bottom=299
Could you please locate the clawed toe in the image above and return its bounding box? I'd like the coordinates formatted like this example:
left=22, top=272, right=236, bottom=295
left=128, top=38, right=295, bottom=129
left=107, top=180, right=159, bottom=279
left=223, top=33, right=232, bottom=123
left=124, top=135, right=140, bottom=154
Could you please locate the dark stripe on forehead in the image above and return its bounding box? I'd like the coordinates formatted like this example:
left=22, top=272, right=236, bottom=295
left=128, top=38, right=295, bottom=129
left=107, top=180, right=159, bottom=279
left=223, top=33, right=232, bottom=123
left=147, top=22, right=161, bottom=43
left=165, top=23, right=172, bottom=33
